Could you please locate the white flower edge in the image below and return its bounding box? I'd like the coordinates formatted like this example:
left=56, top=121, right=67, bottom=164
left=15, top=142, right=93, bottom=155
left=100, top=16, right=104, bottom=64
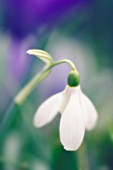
left=79, top=90, right=98, bottom=130
left=34, top=85, right=98, bottom=151
left=34, top=92, right=63, bottom=128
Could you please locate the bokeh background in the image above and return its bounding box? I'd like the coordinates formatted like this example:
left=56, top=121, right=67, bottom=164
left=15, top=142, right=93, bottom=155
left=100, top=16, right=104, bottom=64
left=0, top=0, right=113, bottom=170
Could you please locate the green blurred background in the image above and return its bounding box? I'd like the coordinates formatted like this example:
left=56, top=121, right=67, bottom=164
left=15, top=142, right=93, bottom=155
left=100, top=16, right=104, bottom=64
left=0, top=0, right=113, bottom=170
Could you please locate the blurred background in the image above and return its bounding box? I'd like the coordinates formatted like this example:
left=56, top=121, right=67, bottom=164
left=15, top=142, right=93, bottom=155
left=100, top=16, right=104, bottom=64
left=0, top=0, right=113, bottom=170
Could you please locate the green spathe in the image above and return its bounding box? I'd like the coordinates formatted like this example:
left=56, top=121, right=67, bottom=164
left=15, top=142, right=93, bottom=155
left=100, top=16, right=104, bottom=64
left=68, top=70, right=80, bottom=87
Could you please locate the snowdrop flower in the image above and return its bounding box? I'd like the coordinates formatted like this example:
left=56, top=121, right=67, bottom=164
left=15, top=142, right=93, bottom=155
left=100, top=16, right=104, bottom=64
left=34, top=70, right=98, bottom=151
left=14, top=49, right=98, bottom=151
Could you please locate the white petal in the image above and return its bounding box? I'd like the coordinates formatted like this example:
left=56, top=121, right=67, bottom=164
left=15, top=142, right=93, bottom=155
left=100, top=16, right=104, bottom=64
left=60, top=90, right=85, bottom=151
left=34, top=92, right=63, bottom=128
left=80, top=90, right=98, bottom=131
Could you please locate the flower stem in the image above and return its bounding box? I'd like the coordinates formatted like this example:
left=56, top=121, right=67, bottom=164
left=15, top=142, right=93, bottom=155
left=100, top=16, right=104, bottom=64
left=51, top=59, right=77, bottom=71
left=14, top=67, right=51, bottom=105
left=14, top=58, right=78, bottom=106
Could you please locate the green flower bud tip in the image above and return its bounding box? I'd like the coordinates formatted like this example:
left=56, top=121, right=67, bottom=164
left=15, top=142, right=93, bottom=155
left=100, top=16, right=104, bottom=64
left=67, top=70, right=80, bottom=87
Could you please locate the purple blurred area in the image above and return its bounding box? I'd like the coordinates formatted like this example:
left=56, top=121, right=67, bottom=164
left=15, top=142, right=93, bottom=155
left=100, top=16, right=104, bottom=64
left=2, top=0, right=90, bottom=39
left=0, top=0, right=91, bottom=83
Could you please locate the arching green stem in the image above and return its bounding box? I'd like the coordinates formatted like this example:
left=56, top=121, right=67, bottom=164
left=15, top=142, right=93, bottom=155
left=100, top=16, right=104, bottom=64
left=51, top=59, right=77, bottom=71
left=14, top=59, right=78, bottom=105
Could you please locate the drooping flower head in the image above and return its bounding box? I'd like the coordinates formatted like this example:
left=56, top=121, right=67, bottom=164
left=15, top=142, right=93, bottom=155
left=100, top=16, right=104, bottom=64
left=14, top=49, right=98, bottom=151
left=33, top=61, right=98, bottom=151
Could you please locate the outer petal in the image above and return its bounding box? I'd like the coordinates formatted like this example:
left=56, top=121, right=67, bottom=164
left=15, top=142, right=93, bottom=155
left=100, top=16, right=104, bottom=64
left=34, top=92, right=63, bottom=128
left=80, top=90, right=98, bottom=131
left=60, top=90, right=85, bottom=151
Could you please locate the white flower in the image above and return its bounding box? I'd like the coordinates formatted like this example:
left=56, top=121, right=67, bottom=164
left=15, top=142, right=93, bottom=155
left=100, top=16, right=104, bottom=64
left=34, top=85, right=98, bottom=151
